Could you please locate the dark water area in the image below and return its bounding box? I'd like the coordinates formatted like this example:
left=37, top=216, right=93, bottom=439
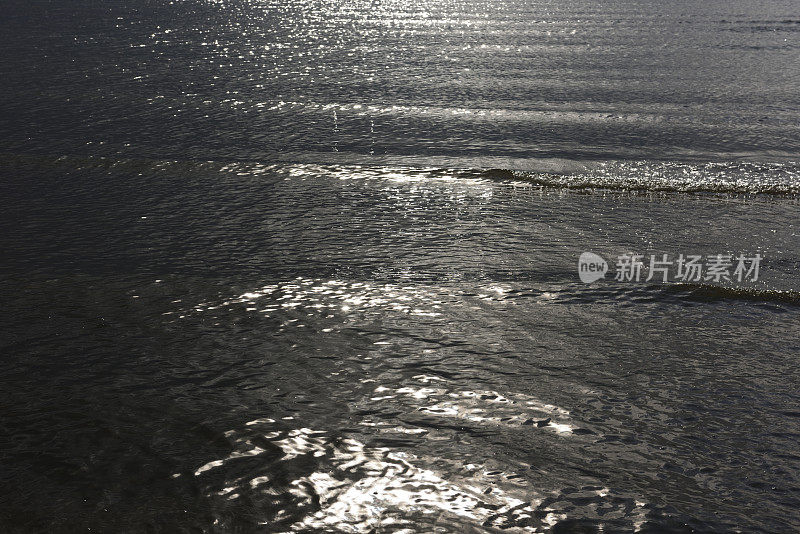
left=2, top=0, right=800, bottom=532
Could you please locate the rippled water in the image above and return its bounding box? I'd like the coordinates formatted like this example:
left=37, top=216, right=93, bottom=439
left=2, top=0, right=800, bottom=532
left=3, top=0, right=800, bottom=163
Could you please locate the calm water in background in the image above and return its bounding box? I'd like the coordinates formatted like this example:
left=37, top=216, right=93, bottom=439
left=2, top=0, right=800, bottom=532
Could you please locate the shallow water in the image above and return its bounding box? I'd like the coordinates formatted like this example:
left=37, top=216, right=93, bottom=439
left=2, top=0, right=800, bottom=532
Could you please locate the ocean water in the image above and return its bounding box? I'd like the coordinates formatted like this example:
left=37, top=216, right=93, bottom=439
left=2, top=0, right=800, bottom=532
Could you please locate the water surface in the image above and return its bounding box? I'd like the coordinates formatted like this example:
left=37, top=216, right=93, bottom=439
left=2, top=0, right=800, bottom=532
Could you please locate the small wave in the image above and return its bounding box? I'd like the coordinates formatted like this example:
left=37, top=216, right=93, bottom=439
left=665, top=284, right=800, bottom=305
left=498, top=160, right=800, bottom=195
left=4, top=152, right=800, bottom=196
